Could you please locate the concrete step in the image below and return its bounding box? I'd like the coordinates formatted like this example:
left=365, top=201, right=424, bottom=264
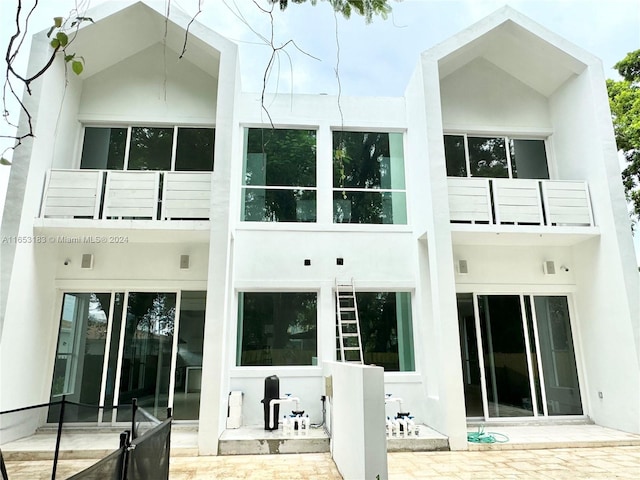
left=218, top=426, right=330, bottom=455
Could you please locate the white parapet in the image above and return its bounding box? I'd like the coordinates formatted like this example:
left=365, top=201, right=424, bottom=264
left=323, top=361, right=388, bottom=480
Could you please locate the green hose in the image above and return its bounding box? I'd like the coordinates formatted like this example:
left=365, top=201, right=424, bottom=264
left=467, top=425, right=509, bottom=443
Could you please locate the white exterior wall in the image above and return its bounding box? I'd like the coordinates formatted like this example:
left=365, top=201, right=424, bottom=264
left=410, top=56, right=469, bottom=450
left=2, top=2, right=639, bottom=455
left=549, top=68, right=640, bottom=433
left=440, top=58, right=551, bottom=133
left=225, top=92, right=436, bottom=431
left=79, top=43, right=217, bottom=126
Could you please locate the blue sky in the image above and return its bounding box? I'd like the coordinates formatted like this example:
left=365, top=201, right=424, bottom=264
left=1, top=0, right=639, bottom=254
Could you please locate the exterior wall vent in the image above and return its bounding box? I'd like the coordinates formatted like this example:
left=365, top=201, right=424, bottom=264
left=543, top=260, right=556, bottom=275
left=81, top=254, right=94, bottom=269
left=180, top=255, right=190, bottom=269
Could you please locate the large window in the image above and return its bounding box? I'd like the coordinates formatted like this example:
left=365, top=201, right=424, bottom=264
left=333, top=131, right=407, bottom=224
left=445, top=134, right=548, bottom=179
left=237, top=292, right=317, bottom=366
left=353, top=292, right=414, bottom=371
left=80, top=126, right=214, bottom=171
left=241, top=128, right=317, bottom=222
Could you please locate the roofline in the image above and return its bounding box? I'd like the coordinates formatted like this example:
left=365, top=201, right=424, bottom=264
left=39, top=0, right=237, bottom=55
left=422, top=5, right=600, bottom=66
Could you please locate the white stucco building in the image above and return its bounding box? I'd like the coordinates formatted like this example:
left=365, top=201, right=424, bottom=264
left=1, top=1, right=639, bottom=455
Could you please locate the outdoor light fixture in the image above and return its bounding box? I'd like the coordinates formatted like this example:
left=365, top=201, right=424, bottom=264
left=81, top=254, right=94, bottom=269
left=455, top=259, right=469, bottom=275
left=543, top=260, right=556, bottom=275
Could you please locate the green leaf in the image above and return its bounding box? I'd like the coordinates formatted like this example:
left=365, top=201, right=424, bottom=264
left=64, top=54, right=75, bottom=62
left=0, top=157, right=12, bottom=166
left=71, top=60, right=83, bottom=75
left=50, top=38, right=60, bottom=49
left=56, top=32, right=69, bottom=47
left=54, top=16, right=63, bottom=28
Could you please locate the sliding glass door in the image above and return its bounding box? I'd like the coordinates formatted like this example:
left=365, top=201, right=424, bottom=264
left=49, top=290, right=206, bottom=423
left=457, top=293, right=582, bottom=419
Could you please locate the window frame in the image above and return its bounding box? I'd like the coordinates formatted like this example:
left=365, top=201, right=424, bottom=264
left=332, top=129, right=408, bottom=225
left=444, top=133, right=549, bottom=180
left=79, top=124, right=215, bottom=172
left=240, top=127, right=318, bottom=223
left=236, top=291, right=319, bottom=367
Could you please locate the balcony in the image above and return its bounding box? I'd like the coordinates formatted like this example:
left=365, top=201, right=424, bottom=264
left=35, top=170, right=212, bottom=241
left=447, top=178, right=599, bottom=246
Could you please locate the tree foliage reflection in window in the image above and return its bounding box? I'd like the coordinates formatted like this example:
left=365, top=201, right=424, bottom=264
left=237, top=292, right=317, bottom=366
left=333, top=131, right=406, bottom=224
left=242, top=128, right=317, bottom=222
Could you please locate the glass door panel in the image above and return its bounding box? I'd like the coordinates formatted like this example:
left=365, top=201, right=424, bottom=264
left=49, top=293, right=111, bottom=422
left=477, top=295, right=534, bottom=417
left=459, top=293, right=582, bottom=419
left=456, top=294, right=483, bottom=417
left=116, top=292, right=176, bottom=421
left=534, top=296, right=583, bottom=415
left=172, top=291, right=206, bottom=420
left=102, top=293, right=124, bottom=421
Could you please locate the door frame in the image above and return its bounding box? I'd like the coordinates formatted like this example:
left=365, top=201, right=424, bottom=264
left=458, top=290, right=587, bottom=422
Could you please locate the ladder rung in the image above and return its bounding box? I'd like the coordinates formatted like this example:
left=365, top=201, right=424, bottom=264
left=341, top=333, right=359, bottom=337
left=339, top=320, right=357, bottom=324
left=339, top=307, right=356, bottom=311
left=343, top=347, right=361, bottom=351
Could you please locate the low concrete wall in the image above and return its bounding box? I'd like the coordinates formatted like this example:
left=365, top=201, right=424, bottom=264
left=324, top=361, right=387, bottom=480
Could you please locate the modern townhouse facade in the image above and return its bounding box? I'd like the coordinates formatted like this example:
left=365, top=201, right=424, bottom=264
left=1, top=1, right=639, bottom=455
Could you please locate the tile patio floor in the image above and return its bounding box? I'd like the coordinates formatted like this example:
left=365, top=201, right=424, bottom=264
left=3, top=424, right=640, bottom=478
left=4, top=446, right=640, bottom=479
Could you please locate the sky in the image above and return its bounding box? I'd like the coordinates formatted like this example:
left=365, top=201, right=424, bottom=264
left=0, top=0, right=639, bottom=250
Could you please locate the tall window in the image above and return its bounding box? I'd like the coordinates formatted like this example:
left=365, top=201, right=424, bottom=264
left=241, top=128, right=317, bottom=222
left=445, top=134, right=548, bottom=179
left=80, top=126, right=215, bottom=171
left=237, top=292, right=317, bottom=366
left=354, top=292, right=414, bottom=371
left=333, top=131, right=407, bottom=224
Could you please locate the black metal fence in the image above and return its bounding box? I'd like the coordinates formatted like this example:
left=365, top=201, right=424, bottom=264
left=0, top=398, right=172, bottom=480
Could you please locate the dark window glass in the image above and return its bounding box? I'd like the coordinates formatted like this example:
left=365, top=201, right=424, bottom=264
left=175, top=128, right=215, bottom=171
left=332, top=191, right=406, bottom=224
left=173, top=291, right=206, bottom=420
left=510, top=139, right=549, bottom=179
left=242, top=128, right=316, bottom=222
left=244, top=129, right=316, bottom=187
left=333, top=131, right=405, bottom=189
left=117, top=292, right=176, bottom=421
left=48, top=293, right=111, bottom=422
left=332, top=131, right=406, bottom=225
left=127, top=127, right=173, bottom=170
left=444, top=135, right=467, bottom=177
left=242, top=189, right=316, bottom=222
left=468, top=137, right=508, bottom=178
left=80, top=127, right=126, bottom=170
left=354, top=292, right=414, bottom=372
left=237, top=292, right=317, bottom=366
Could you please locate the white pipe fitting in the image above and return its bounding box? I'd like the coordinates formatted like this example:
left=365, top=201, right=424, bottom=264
left=269, top=397, right=301, bottom=429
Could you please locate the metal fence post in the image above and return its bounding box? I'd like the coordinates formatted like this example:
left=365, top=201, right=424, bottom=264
left=51, top=395, right=66, bottom=480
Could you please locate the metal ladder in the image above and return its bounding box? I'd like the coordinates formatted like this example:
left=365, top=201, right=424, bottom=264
left=335, top=280, right=364, bottom=364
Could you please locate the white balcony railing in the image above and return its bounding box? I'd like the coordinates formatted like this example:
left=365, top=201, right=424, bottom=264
left=447, top=178, right=594, bottom=227
left=40, top=169, right=212, bottom=221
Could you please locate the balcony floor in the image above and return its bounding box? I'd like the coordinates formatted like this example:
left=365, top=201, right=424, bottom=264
left=450, top=223, right=600, bottom=247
